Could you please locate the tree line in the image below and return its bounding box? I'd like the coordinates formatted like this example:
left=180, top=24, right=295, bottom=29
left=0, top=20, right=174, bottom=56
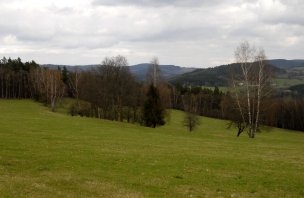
left=63, top=56, right=168, bottom=127
left=172, top=85, right=304, bottom=133
left=0, top=57, right=38, bottom=98
left=0, top=57, right=65, bottom=111
left=1, top=52, right=304, bottom=134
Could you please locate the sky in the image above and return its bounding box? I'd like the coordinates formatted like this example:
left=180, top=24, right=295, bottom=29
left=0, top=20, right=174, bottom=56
left=0, top=0, right=303, bottom=67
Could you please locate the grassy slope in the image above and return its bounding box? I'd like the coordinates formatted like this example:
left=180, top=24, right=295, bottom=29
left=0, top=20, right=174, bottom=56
left=201, top=78, right=304, bottom=92
left=0, top=100, right=303, bottom=197
left=273, top=78, right=304, bottom=88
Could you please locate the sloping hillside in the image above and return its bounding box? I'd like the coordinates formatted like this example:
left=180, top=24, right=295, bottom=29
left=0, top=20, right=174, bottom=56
left=42, top=59, right=304, bottom=84
left=0, top=100, right=303, bottom=197
left=268, top=59, right=304, bottom=69
left=42, top=64, right=195, bottom=81
left=170, top=63, right=285, bottom=86
left=129, top=64, right=195, bottom=81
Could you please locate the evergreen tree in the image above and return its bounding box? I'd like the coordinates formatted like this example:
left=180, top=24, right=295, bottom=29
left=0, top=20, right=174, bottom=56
left=212, top=86, right=222, bottom=110
left=143, top=84, right=165, bottom=128
left=61, top=66, right=69, bottom=84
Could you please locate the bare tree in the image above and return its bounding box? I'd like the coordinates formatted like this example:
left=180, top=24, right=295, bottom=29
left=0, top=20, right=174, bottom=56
left=68, top=68, right=81, bottom=109
left=182, top=94, right=200, bottom=132
left=29, top=68, right=65, bottom=111
left=147, top=57, right=162, bottom=87
left=77, top=55, right=141, bottom=122
left=48, top=69, right=65, bottom=111
left=99, top=55, right=131, bottom=121
left=230, top=41, right=272, bottom=138
left=144, top=57, right=171, bottom=121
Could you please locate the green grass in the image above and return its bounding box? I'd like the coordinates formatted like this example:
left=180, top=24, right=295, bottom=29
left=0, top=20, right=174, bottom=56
left=201, top=86, right=229, bottom=93
left=0, top=100, right=304, bottom=197
left=273, top=77, right=304, bottom=88
left=288, top=66, right=304, bottom=72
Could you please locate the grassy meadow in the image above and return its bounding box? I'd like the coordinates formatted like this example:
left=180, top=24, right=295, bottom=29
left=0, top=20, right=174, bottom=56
left=273, top=77, right=304, bottom=88
left=0, top=100, right=303, bottom=197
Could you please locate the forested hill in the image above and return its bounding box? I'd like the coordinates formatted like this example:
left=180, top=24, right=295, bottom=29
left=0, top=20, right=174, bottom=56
left=42, top=64, right=195, bottom=81
left=129, top=64, right=195, bottom=81
left=43, top=59, right=303, bottom=85
left=43, top=64, right=98, bottom=71
left=169, top=63, right=286, bottom=86
left=268, top=59, right=304, bottom=69
left=169, top=59, right=304, bottom=86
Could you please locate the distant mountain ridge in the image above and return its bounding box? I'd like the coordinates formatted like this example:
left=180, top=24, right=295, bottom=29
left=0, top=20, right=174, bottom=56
left=42, top=59, right=304, bottom=85
left=43, top=64, right=98, bottom=71
left=268, top=59, right=304, bottom=69
left=169, top=59, right=304, bottom=86
left=42, top=63, right=196, bottom=81
left=128, top=63, right=196, bottom=81
left=169, top=63, right=286, bottom=86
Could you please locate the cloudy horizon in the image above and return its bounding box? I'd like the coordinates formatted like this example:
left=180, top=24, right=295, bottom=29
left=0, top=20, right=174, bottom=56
left=0, top=0, right=303, bottom=67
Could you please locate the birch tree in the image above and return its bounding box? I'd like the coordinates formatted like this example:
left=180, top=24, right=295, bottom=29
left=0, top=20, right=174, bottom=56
left=68, top=68, right=81, bottom=109
left=148, top=57, right=162, bottom=87
left=48, top=69, right=65, bottom=111
left=230, top=41, right=271, bottom=138
left=182, top=93, right=200, bottom=132
left=29, top=68, right=65, bottom=111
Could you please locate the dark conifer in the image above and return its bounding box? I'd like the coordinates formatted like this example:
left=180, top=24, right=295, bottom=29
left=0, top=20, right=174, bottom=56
left=143, top=84, right=165, bottom=128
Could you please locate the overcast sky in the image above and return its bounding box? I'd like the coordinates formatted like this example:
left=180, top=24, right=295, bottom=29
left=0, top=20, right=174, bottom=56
left=0, top=0, right=303, bottom=67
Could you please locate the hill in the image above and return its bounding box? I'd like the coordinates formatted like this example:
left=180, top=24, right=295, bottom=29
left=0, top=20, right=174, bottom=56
left=0, top=100, right=303, bottom=197
left=129, top=64, right=195, bottom=81
left=42, top=64, right=98, bottom=71
left=42, top=64, right=195, bottom=81
left=268, top=59, right=304, bottom=69
left=42, top=59, right=304, bottom=85
left=170, top=63, right=285, bottom=86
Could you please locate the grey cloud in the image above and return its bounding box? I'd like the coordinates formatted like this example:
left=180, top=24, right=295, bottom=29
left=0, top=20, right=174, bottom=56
left=262, top=13, right=304, bottom=26
left=0, top=0, right=303, bottom=67
left=229, top=27, right=262, bottom=39
left=254, top=0, right=304, bottom=27
left=91, top=0, right=248, bottom=7
left=128, top=26, right=220, bottom=43
left=47, top=5, right=75, bottom=15
left=0, top=24, right=53, bottom=43
left=279, top=17, right=304, bottom=26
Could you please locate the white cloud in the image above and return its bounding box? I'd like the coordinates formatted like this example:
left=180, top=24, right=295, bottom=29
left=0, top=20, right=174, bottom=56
left=286, top=36, right=301, bottom=46
left=3, top=35, right=18, bottom=44
left=0, top=0, right=303, bottom=67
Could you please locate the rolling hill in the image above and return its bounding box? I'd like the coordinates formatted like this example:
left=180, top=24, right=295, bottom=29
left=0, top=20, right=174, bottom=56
left=43, top=59, right=304, bottom=86
left=268, top=59, right=304, bottom=69
left=169, top=63, right=286, bottom=86
left=0, top=100, right=303, bottom=197
left=129, top=64, right=195, bottom=81
left=42, top=64, right=195, bottom=82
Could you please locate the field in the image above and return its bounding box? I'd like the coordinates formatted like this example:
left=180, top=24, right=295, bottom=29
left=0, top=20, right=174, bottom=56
left=201, top=86, right=229, bottom=93
left=0, top=100, right=304, bottom=197
left=273, top=77, right=304, bottom=88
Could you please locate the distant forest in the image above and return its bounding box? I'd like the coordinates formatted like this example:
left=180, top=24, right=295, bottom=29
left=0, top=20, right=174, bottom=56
left=0, top=56, right=304, bottom=132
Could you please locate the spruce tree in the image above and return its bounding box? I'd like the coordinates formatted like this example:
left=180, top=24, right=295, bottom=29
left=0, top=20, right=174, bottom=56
left=143, top=84, right=165, bottom=128
left=61, top=66, right=69, bottom=85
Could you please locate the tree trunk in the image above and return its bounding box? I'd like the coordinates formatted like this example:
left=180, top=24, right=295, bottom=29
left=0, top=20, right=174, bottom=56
left=51, top=99, right=56, bottom=112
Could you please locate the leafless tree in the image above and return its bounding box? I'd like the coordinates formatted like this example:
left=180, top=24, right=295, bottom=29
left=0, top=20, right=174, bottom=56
left=182, top=94, right=200, bottom=132
left=99, top=55, right=131, bottom=121
left=29, top=68, right=65, bottom=111
left=48, top=69, right=65, bottom=111
left=78, top=55, right=141, bottom=122
left=68, top=68, right=81, bottom=109
left=145, top=57, right=171, bottom=119
left=230, top=41, right=272, bottom=138
left=147, top=57, right=162, bottom=87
